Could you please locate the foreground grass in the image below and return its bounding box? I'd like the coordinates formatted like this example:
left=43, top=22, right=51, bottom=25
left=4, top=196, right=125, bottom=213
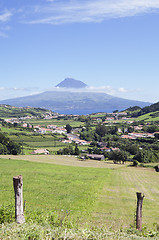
left=0, top=157, right=159, bottom=239
left=0, top=158, right=109, bottom=223
left=1, top=222, right=159, bottom=240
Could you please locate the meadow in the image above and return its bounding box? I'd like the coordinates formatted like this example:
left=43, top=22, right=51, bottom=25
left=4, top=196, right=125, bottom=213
left=27, top=118, right=84, bottom=128
left=8, top=134, right=68, bottom=154
left=136, top=111, right=159, bottom=122
left=0, top=156, right=159, bottom=231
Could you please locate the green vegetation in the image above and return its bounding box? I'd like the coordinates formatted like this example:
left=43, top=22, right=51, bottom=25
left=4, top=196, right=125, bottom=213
left=0, top=157, right=159, bottom=239
left=126, top=102, right=159, bottom=121
left=66, top=124, right=72, bottom=133
left=0, top=105, right=50, bottom=119
left=0, top=132, right=21, bottom=155
left=0, top=158, right=109, bottom=223
left=0, top=103, right=159, bottom=238
left=57, top=144, right=80, bottom=155
left=1, top=222, right=159, bottom=239
left=136, top=111, right=159, bottom=122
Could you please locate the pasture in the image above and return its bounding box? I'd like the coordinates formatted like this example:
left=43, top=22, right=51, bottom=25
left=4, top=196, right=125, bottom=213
left=0, top=155, right=159, bottom=230
left=136, top=111, right=159, bottom=122
left=27, top=118, right=84, bottom=128
left=8, top=134, right=67, bottom=154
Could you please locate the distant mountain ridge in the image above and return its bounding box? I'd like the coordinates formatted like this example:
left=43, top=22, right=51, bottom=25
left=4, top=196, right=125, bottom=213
left=0, top=78, right=151, bottom=114
left=0, top=91, right=151, bottom=115
left=56, top=78, right=87, bottom=88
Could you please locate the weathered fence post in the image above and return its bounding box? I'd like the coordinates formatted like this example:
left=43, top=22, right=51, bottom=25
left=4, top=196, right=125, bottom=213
left=136, top=192, right=144, bottom=230
left=13, top=175, right=25, bottom=224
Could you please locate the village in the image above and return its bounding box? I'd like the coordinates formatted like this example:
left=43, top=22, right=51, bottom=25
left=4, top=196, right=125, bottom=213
left=1, top=108, right=158, bottom=164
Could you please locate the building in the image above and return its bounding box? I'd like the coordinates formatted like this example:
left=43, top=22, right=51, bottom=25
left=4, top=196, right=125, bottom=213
left=87, top=154, right=105, bottom=160
left=31, top=149, right=49, bottom=155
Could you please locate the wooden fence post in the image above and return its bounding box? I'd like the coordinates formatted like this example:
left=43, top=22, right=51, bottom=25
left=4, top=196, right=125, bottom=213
left=13, top=175, right=25, bottom=224
left=136, top=192, right=144, bottom=231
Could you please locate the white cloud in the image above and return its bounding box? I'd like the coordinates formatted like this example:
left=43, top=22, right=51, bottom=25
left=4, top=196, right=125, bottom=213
left=45, top=85, right=134, bottom=96
left=0, top=86, right=41, bottom=100
left=0, top=10, right=12, bottom=23
left=25, top=0, right=159, bottom=25
left=118, top=87, right=128, bottom=93
left=0, top=10, right=13, bottom=38
left=0, top=84, right=145, bottom=101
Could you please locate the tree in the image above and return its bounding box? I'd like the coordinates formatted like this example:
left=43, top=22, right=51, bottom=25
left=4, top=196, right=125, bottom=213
left=109, top=150, right=128, bottom=164
left=0, top=132, right=20, bottom=155
left=65, top=124, right=72, bottom=133
left=95, top=123, right=107, bottom=137
left=0, top=143, right=4, bottom=154
left=7, top=141, right=21, bottom=155
left=74, top=144, right=80, bottom=155
left=125, top=144, right=139, bottom=155
left=133, top=149, right=157, bottom=163
left=154, top=133, right=159, bottom=139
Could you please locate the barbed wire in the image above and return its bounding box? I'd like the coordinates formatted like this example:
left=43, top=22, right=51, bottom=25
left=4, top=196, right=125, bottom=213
left=1, top=189, right=159, bottom=204
left=0, top=198, right=158, bottom=221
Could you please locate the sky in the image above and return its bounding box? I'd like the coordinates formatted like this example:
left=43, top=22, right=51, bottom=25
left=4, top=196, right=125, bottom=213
left=0, top=0, right=159, bottom=103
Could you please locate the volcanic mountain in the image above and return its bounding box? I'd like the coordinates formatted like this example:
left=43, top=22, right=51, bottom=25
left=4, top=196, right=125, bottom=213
left=56, top=78, right=87, bottom=88
left=0, top=78, right=151, bottom=114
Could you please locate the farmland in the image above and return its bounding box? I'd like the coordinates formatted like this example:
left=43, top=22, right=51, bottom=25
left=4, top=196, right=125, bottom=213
left=0, top=104, right=159, bottom=238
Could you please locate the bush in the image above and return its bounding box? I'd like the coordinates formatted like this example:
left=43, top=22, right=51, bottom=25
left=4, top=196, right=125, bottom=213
left=132, top=160, right=139, bottom=167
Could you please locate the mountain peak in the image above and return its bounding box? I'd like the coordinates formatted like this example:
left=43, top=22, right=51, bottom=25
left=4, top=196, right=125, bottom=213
left=56, top=78, right=87, bottom=88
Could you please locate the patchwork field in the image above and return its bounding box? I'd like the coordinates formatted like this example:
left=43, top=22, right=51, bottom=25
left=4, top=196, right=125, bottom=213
left=0, top=156, right=159, bottom=230
left=8, top=134, right=67, bottom=154
left=27, top=119, right=84, bottom=128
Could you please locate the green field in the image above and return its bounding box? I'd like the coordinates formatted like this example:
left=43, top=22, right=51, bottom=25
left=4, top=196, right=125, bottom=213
left=27, top=118, right=84, bottom=128
left=136, top=111, right=159, bottom=122
left=8, top=134, right=68, bottom=154
left=0, top=156, right=159, bottom=231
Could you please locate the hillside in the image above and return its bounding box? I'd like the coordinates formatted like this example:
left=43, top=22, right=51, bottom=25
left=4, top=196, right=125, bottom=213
left=126, top=101, right=159, bottom=120
left=0, top=105, right=51, bottom=119
left=136, top=111, right=159, bottom=121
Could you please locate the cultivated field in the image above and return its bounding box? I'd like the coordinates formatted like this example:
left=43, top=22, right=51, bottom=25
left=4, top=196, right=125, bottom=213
left=0, top=156, right=159, bottom=230
left=27, top=119, right=84, bottom=128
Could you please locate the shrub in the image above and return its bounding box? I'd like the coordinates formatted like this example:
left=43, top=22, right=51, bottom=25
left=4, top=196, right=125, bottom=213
left=132, top=160, right=139, bottom=167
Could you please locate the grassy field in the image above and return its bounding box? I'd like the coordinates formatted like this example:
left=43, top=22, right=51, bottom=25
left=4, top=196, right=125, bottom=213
left=0, top=156, right=159, bottom=231
left=8, top=134, right=68, bottom=154
left=27, top=118, right=84, bottom=128
left=136, top=111, right=159, bottom=122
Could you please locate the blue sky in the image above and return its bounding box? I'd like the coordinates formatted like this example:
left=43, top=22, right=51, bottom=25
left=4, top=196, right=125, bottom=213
left=0, top=0, right=159, bottom=103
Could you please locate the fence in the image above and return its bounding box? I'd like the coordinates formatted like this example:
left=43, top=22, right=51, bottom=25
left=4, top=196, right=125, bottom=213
left=0, top=175, right=158, bottom=230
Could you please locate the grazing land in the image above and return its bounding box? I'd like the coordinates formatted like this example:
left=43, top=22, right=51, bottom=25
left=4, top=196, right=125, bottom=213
left=136, top=111, right=159, bottom=122
left=0, top=156, right=159, bottom=230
